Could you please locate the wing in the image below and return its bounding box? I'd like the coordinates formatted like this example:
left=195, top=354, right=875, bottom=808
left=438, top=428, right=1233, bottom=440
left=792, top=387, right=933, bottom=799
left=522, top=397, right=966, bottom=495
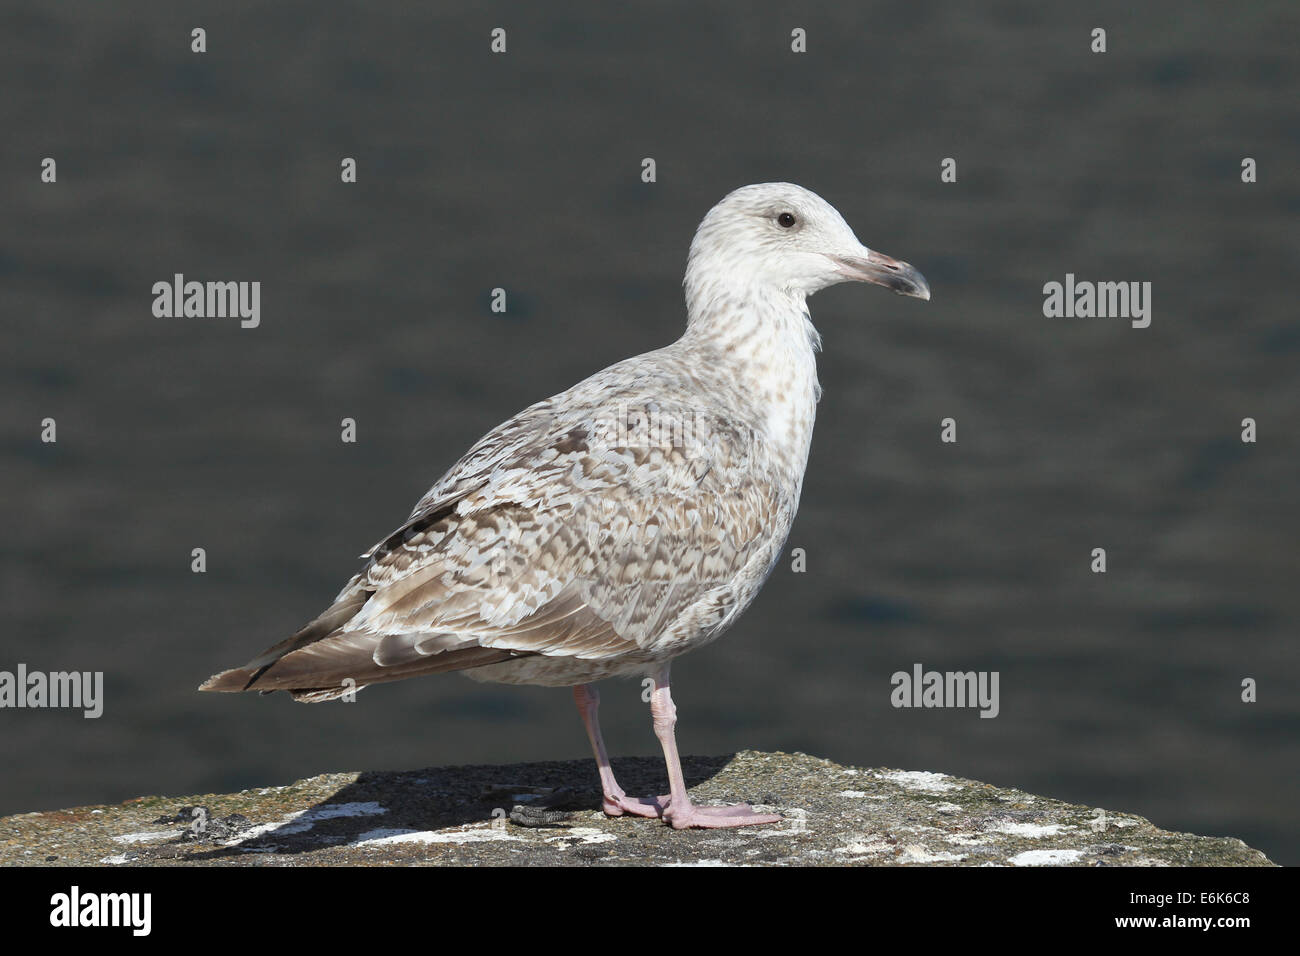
left=200, top=378, right=790, bottom=698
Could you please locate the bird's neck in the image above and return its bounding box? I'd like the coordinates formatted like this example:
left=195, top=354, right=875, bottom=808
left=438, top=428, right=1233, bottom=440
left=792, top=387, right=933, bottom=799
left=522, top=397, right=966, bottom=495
left=679, top=283, right=822, bottom=474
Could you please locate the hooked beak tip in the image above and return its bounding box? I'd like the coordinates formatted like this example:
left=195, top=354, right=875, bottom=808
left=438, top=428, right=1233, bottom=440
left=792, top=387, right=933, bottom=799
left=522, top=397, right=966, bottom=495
left=830, top=250, right=930, bottom=301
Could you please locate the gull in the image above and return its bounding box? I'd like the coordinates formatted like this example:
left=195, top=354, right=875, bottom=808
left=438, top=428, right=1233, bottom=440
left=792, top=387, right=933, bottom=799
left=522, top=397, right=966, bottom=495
left=201, top=183, right=929, bottom=828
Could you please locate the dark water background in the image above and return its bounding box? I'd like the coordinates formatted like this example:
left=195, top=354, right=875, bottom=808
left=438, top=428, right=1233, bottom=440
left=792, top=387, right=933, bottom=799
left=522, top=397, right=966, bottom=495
left=3, top=2, right=1298, bottom=863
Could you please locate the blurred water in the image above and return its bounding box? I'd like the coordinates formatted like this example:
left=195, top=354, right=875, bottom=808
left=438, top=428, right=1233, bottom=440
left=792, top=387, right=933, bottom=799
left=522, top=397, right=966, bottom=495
left=2, top=1, right=1297, bottom=863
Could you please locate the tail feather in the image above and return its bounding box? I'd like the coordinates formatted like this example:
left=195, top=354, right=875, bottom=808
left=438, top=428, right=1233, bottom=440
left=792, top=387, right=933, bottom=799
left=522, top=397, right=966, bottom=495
left=198, top=583, right=526, bottom=700
left=199, top=583, right=369, bottom=694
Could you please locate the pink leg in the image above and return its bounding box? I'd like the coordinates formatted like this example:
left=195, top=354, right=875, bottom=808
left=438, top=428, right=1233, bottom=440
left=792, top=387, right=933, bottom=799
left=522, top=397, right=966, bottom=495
left=573, top=684, right=663, bottom=819
left=648, top=665, right=782, bottom=829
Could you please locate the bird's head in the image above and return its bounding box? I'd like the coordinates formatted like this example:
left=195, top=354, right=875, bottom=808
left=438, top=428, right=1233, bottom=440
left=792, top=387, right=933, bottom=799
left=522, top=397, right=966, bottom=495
left=684, top=182, right=930, bottom=304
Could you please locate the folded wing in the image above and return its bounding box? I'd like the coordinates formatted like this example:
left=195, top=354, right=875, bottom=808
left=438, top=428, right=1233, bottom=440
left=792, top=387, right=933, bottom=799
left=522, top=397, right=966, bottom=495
left=200, top=390, right=785, bottom=700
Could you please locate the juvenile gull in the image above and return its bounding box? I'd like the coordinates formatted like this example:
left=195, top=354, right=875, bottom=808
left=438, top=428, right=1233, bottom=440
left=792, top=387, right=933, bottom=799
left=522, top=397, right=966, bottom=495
left=201, top=183, right=929, bottom=828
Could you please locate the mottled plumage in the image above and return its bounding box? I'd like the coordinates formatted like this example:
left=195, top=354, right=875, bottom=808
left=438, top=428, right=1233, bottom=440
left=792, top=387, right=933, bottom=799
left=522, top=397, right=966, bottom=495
left=201, top=183, right=928, bottom=828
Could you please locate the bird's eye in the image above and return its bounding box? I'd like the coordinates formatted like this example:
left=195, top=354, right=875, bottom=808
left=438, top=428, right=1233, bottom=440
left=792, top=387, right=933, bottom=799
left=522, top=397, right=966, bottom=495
left=777, top=212, right=797, bottom=228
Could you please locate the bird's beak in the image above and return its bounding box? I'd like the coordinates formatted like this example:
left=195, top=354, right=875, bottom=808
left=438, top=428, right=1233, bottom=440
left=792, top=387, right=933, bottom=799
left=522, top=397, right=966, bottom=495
left=828, top=248, right=930, bottom=300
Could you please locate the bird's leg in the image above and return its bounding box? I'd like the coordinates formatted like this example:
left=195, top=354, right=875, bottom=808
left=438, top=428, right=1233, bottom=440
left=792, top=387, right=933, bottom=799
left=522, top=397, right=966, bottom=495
left=648, top=665, right=782, bottom=829
left=573, top=684, right=663, bottom=818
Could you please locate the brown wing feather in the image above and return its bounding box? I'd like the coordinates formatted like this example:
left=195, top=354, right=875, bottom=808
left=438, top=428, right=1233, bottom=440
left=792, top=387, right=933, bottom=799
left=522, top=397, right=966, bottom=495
left=200, top=376, right=788, bottom=700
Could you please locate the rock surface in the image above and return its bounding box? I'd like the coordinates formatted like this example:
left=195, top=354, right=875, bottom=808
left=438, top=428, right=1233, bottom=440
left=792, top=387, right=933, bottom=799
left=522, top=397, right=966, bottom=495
left=0, top=751, right=1274, bottom=866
